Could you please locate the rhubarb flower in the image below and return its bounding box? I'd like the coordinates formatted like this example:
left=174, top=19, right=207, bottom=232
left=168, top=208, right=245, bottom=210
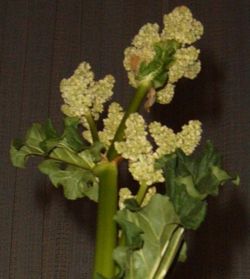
left=124, top=6, right=203, bottom=106
left=60, top=62, right=115, bottom=123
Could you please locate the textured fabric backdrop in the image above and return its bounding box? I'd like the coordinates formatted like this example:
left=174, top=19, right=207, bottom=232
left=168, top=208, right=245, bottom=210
left=0, top=1, right=249, bottom=278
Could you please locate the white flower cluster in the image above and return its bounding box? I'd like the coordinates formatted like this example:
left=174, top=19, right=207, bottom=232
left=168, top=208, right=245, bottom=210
left=150, top=120, right=202, bottom=156
left=82, top=102, right=124, bottom=147
left=115, top=114, right=202, bottom=186
left=141, top=186, right=157, bottom=206
left=128, top=154, right=164, bottom=186
left=115, top=113, right=152, bottom=161
left=60, top=62, right=115, bottom=122
left=115, top=113, right=164, bottom=186
left=123, top=6, right=203, bottom=105
left=156, top=83, right=175, bottom=105
left=176, top=120, right=203, bottom=155
left=149, top=122, right=177, bottom=156
left=124, top=23, right=160, bottom=87
left=98, top=102, right=124, bottom=147
left=168, top=46, right=201, bottom=83
left=162, top=6, right=203, bottom=45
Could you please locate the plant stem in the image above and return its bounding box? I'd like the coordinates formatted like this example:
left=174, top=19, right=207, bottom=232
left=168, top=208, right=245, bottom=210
left=93, top=162, right=118, bottom=278
left=153, top=227, right=185, bottom=279
left=107, top=82, right=151, bottom=161
left=86, top=113, right=99, bottom=142
left=136, top=183, right=148, bottom=204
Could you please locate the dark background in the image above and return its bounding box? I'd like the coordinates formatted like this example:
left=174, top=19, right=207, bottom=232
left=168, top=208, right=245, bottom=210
left=0, top=1, right=249, bottom=278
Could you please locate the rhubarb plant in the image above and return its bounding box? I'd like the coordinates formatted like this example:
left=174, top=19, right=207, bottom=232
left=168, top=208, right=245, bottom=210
left=10, top=6, right=239, bottom=279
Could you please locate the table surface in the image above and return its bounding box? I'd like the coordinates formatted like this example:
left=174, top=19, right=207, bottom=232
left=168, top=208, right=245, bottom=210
left=1, top=1, right=249, bottom=278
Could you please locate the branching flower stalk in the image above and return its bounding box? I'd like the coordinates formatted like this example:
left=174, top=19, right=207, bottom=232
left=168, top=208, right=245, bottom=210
left=107, top=82, right=151, bottom=161
left=85, top=113, right=100, bottom=142
left=10, top=6, right=239, bottom=279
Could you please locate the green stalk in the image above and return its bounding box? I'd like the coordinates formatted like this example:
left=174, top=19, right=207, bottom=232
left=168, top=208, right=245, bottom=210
left=153, top=227, right=185, bottom=279
left=107, top=82, right=151, bottom=161
left=107, top=40, right=180, bottom=162
left=86, top=113, right=99, bottom=142
left=136, top=183, right=148, bottom=204
left=93, top=162, right=118, bottom=278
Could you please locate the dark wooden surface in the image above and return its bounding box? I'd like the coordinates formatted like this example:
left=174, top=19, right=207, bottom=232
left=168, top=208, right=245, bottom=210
left=0, top=1, right=249, bottom=278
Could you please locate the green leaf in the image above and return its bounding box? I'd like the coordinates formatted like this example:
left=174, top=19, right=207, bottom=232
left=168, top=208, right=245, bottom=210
left=39, top=120, right=60, bottom=153
left=123, top=198, right=141, bottom=212
left=137, top=40, right=180, bottom=88
left=175, top=141, right=239, bottom=196
left=79, top=141, right=106, bottom=165
left=95, top=273, right=110, bottom=279
left=40, top=117, right=86, bottom=153
left=10, top=142, right=35, bottom=168
left=112, top=247, right=128, bottom=279
left=168, top=181, right=207, bottom=230
left=43, top=119, right=59, bottom=139
left=158, top=141, right=239, bottom=230
left=62, top=117, right=87, bottom=152
left=10, top=120, right=59, bottom=168
left=114, top=214, right=143, bottom=250
left=38, top=159, right=98, bottom=201
left=177, top=241, right=187, bottom=263
left=10, top=123, right=49, bottom=168
left=163, top=154, right=206, bottom=229
left=46, top=141, right=105, bottom=171
left=24, top=123, right=47, bottom=153
left=10, top=118, right=104, bottom=203
left=114, top=194, right=181, bottom=279
left=232, top=175, right=240, bottom=186
left=152, top=71, right=168, bottom=89
left=50, top=147, right=95, bottom=170
left=10, top=117, right=104, bottom=170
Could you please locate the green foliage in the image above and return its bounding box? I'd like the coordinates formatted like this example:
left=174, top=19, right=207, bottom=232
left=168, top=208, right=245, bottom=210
left=114, top=194, right=182, bottom=279
left=63, top=117, right=86, bottom=152
left=10, top=121, right=54, bottom=168
left=38, top=159, right=98, bottom=201
left=10, top=117, right=104, bottom=201
left=96, top=274, right=109, bottom=279
left=137, top=40, right=180, bottom=88
left=115, top=215, right=144, bottom=250
left=157, top=141, right=239, bottom=230
left=123, top=198, right=141, bottom=212
left=177, top=241, right=187, bottom=263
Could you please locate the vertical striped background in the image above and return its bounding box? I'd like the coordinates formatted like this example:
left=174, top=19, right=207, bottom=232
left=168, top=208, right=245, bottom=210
left=0, top=1, right=249, bottom=278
